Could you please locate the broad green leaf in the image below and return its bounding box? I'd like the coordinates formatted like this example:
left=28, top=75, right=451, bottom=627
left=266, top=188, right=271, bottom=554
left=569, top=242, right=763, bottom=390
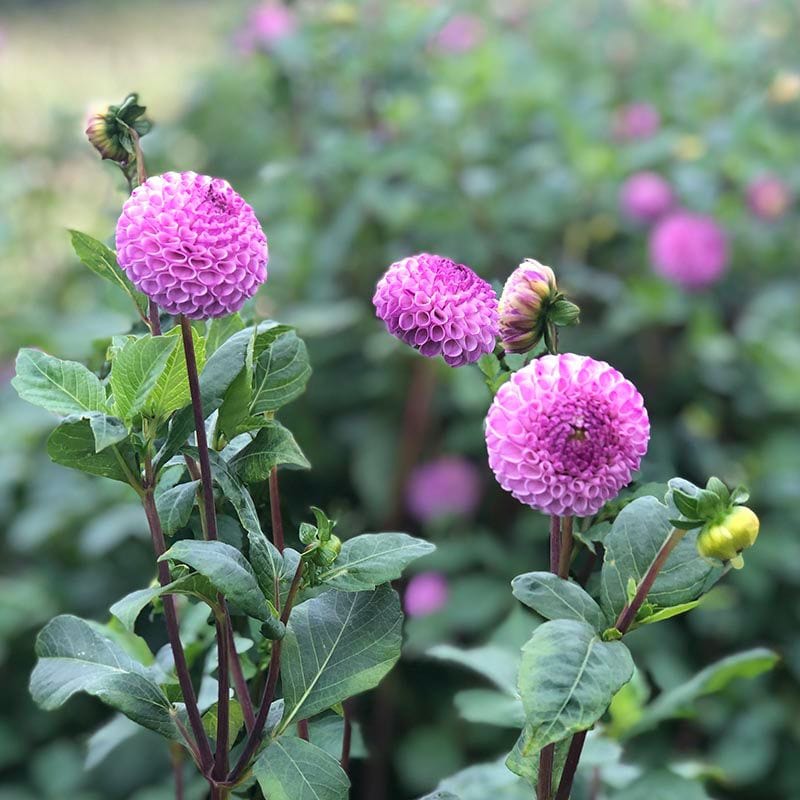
left=420, top=794, right=460, bottom=800
left=206, top=314, right=245, bottom=356
left=637, top=600, right=702, bottom=626
left=427, top=644, right=519, bottom=695
left=253, top=736, right=349, bottom=800
left=229, top=421, right=310, bottom=482
left=250, top=329, right=312, bottom=414
left=279, top=586, right=402, bottom=731
left=202, top=699, right=245, bottom=745
left=599, top=496, right=720, bottom=618
left=110, top=335, right=178, bottom=421
left=518, top=619, right=634, bottom=752
left=612, top=769, right=711, bottom=800
left=155, top=480, right=199, bottom=536
left=511, top=572, right=607, bottom=631
left=68, top=230, right=148, bottom=316
left=85, top=714, right=141, bottom=769
left=47, top=418, right=139, bottom=484
left=85, top=413, right=129, bottom=451
left=506, top=727, right=569, bottom=788
left=454, top=689, right=524, bottom=729
left=629, top=648, right=779, bottom=736
left=318, top=533, right=435, bottom=591
left=12, top=349, right=106, bottom=416
left=431, top=760, right=530, bottom=800
left=160, top=540, right=272, bottom=622
left=145, top=325, right=206, bottom=418
left=306, top=713, right=367, bottom=760
left=30, top=615, right=177, bottom=738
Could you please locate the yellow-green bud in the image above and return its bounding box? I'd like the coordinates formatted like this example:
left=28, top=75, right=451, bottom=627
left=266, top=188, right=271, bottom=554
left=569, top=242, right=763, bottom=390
left=697, top=506, right=759, bottom=569
left=497, top=259, right=559, bottom=354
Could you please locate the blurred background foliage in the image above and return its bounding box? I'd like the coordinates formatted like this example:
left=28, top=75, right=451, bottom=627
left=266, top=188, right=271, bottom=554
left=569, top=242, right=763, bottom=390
left=1, top=0, right=799, bottom=798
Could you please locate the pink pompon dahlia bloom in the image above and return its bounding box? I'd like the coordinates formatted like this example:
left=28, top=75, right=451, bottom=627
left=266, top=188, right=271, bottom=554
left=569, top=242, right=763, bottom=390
left=373, top=253, right=498, bottom=366
left=746, top=175, right=791, bottom=221
left=116, top=171, right=268, bottom=319
left=649, top=211, right=728, bottom=290
left=485, top=354, right=650, bottom=517
left=620, top=172, right=674, bottom=223
left=236, top=1, right=297, bottom=53
left=406, top=456, right=482, bottom=523
left=613, top=102, right=661, bottom=141
left=433, top=14, right=486, bottom=53
left=404, top=572, right=449, bottom=617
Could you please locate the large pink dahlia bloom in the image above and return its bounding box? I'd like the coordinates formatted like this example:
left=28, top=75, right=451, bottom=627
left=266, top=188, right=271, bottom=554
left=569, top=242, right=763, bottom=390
left=116, top=171, right=268, bottom=319
left=485, top=354, right=650, bottom=517
left=373, top=253, right=498, bottom=367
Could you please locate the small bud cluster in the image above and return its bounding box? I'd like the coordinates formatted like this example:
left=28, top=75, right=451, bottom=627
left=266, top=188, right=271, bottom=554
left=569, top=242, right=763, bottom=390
left=299, top=507, right=343, bottom=586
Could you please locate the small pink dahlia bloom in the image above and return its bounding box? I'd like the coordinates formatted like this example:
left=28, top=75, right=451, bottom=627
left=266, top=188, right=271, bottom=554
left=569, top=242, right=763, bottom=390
left=236, top=2, right=297, bottom=53
left=406, top=456, right=482, bottom=523
left=649, top=211, right=728, bottom=290
left=116, top=172, right=268, bottom=319
left=613, top=102, right=661, bottom=141
left=404, top=572, right=449, bottom=617
left=498, top=259, right=558, bottom=354
left=433, top=14, right=486, bottom=53
left=620, top=172, right=674, bottom=223
left=746, top=176, right=791, bottom=221
left=373, top=253, right=498, bottom=367
left=485, top=354, right=649, bottom=517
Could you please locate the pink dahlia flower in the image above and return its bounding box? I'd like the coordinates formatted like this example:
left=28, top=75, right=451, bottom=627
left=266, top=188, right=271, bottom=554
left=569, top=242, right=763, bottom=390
left=649, top=211, right=728, bottom=290
left=373, top=253, right=498, bottom=367
left=433, top=14, right=486, bottom=53
left=404, top=572, right=449, bottom=617
left=746, top=176, right=791, bottom=221
left=498, top=259, right=558, bottom=354
left=613, top=102, right=660, bottom=141
left=235, top=2, right=297, bottom=53
left=116, top=172, right=268, bottom=319
left=406, top=456, right=482, bottom=523
left=485, top=354, right=650, bottom=517
left=620, top=172, right=674, bottom=223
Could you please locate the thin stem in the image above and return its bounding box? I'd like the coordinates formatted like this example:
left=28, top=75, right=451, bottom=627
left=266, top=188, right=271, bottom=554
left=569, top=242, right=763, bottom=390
left=268, top=467, right=285, bottom=553
left=224, top=612, right=256, bottom=732
left=341, top=701, right=353, bottom=773
left=214, top=617, right=230, bottom=781
left=554, top=730, right=587, bottom=800
left=297, top=719, right=310, bottom=741
left=558, top=516, right=574, bottom=579
left=537, top=743, right=554, bottom=800
left=549, top=515, right=561, bottom=575
left=170, top=743, right=185, bottom=800
left=149, top=301, right=162, bottom=335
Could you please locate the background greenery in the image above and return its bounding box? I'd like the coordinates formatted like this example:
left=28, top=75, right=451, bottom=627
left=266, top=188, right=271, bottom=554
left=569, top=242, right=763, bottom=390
left=1, top=0, right=798, bottom=798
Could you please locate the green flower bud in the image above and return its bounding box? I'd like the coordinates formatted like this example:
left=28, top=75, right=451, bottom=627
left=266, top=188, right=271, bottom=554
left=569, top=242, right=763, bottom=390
left=697, top=506, right=760, bottom=569
left=84, top=93, right=152, bottom=164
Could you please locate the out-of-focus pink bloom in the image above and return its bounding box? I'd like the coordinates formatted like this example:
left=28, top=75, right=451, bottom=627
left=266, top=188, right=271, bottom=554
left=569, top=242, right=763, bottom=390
left=404, top=572, right=449, bottom=617
left=620, top=172, right=674, bottom=223
left=650, top=211, right=729, bottom=290
left=746, top=176, right=791, bottom=221
left=406, top=456, right=483, bottom=523
left=433, top=14, right=486, bottom=53
left=613, top=102, right=661, bottom=141
left=236, top=2, right=297, bottom=53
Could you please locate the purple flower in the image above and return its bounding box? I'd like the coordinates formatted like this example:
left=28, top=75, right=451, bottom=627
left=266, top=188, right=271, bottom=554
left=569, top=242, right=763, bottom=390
left=649, top=211, right=728, bottom=290
left=433, top=14, right=486, bottom=53
left=406, top=456, right=482, bottom=523
left=116, top=172, right=268, bottom=319
left=485, top=354, right=650, bottom=517
left=746, top=176, right=791, bottom=221
left=613, top=102, right=660, bottom=141
left=620, top=172, right=674, bottom=223
left=236, top=2, right=297, bottom=53
left=373, top=253, right=498, bottom=367
left=498, top=259, right=558, bottom=354
left=404, top=572, right=449, bottom=617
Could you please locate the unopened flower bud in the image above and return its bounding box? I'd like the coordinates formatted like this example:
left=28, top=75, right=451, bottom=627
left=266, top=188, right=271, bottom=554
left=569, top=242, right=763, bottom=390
left=317, top=534, right=342, bottom=566
left=697, top=506, right=760, bottom=569
left=85, top=94, right=152, bottom=165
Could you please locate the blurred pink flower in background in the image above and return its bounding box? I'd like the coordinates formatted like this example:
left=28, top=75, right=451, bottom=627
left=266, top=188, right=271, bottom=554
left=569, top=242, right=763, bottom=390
left=406, top=456, right=482, bottom=523
left=404, top=572, right=449, bottom=617
left=614, top=102, right=661, bottom=141
left=620, top=171, right=674, bottom=223
left=746, top=175, right=791, bottom=221
left=433, top=14, right=486, bottom=53
left=650, top=211, right=729, bottom=289
left=236, top=2, right=297, bottom=53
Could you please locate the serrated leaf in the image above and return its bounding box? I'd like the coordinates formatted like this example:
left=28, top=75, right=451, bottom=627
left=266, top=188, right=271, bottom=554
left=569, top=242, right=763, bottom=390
left=317, top=533, right=435, bottom=591
left=12, top=349, right=107, bottom=416
left=279, top=586, right=402, bottom=732
left=250, top=329, right=312, bottom=414
left=145, top=325, right=206, bottom=418
left=30, top=615, right=177, bottom=738
left=155, top=480, right=199, bottom=536
left=110, top=335, right=178, bottom=421
left=229, top=421, right=310, bottom=482
left=253, top=736, right=350, bottom=800
left=511, top=572, right=607, bottom=630
left=518, top=619, right=634, bottom=752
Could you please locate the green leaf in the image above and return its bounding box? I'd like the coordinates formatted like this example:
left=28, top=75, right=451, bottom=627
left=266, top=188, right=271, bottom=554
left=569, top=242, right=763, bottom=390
left=206, top=314, right=245, bottom=356
left=202, top=699, right=245, bottom=745
left=144, top=325, right=206, bottom=418
left=506, top=727, right=569, bottom=788
left=317, top=533, right=435, bottom=591
left=12, top=349, right=107, bottom=416
left=160, top=540, right=272, bottom=622
left=47, top=418, right=138, bottom=484
left=85, top=413, right=130, bottom=451
left=511, top=572, right=607, bottom=630
left=229, top=421, right=311, bottom=482
left=30, top=615, right=177, bottom=738
left=453, top=689, right=524, bottom=729
left=250, top=328, right=312, bottom=414
left=599, top=496, right=720, bottom=619
left=68, top=230, right=148, bottom=317
left=279, top=586, right=402, bottom=731
left=518, top=619, right=634, bottom=752
left=637, top=600, right=702, bottom=626
left=155, top=480, right=200, bottom=536
left=306, top=713, right=367, bottom=760
left=253, top=736, right=349, bottom=800
left=611, top=769, right=711, bottom=800
left=629, top=648, right=779, bottom=736
left=427, top=644, right=519, bottom=696
left=85, top=714, right=141, bottom=769
left=431, top=760, right=530, bottom=800
left=110, top=335, right=178, bottom=422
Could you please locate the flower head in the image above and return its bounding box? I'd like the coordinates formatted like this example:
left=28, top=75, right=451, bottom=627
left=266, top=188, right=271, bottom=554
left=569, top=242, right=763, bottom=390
left=236, top=2, right=297, bottom=53
left=485, top=354, right=650, bottom=517
left=406, top=456, right=482, bottom=523
left=404, top=572, right=449, bottom=617
left=649, top=211, right=728, bottom=290
left=620, top=172, right=674, bottom=223
left=373, top=253, right=498, bottom=366
left=613, top=102, right=660, bottom=141
left=433, top=14, right=486, bottom=53
left=746, top=176, right=791, bottom=220
left=116, top=171, right=268, bottom=319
